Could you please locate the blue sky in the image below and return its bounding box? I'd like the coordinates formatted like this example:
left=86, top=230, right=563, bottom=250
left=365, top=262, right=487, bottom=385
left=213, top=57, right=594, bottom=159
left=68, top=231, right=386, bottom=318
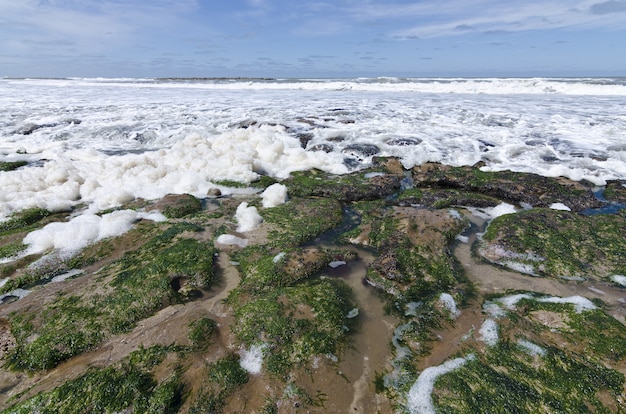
left=1, top=0, right=625, bottom=78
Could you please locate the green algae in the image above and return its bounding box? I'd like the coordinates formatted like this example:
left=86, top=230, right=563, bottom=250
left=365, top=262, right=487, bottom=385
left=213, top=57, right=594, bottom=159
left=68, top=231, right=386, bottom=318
left=481, top=209, right=626, bottom=278
left=435, top=345, right=623, bottom=414
left=412, top=163, right=598, bottom=211
left=188, top=317, right=217, bottom=351
left=232, top=279, right=356, bottom=376
left=235, top=246, right=332, bottom=293
left=282, top=168, right=401, bottom=202
left=429, top=294, right=626, bottom=414
left=261, top=196, right=343, bottom=248
left=0, top=242, right=26, bottom=260
left=0, top=208, right=51, bottom=237
left=187, top=354, right=251, bottom=414
left=0, top=161, right=28, bottom=172
left=5, top=222, right=217, bottom=371
left=160, top=194, right=202, bottom=219
left=207, top=354, right=249, bottom=393
left=2, top=345, right=182, bottom=414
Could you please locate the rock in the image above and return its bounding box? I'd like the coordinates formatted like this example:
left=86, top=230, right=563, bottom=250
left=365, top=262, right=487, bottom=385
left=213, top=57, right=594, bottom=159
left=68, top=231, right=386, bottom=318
left=147, top=194, right=202, bottom=218
left=373, top=157, right=405, bottom=175
left=479, top=209, right=626, bottom=280
left=295, top=132, right=314, bottom=149
left=386, top=137, right=422, bottom=146
left=341, top=144, right=380, bottom=161
left=15, top=123, right=46, bottom=135
left=307, top=143, right=333, bottom=153
left=15, top=119, right=80, bottom=135
left=207, top=188, right=222, bottom=197
left=604, top=180, right=626, bottom=204
left=284, top=169, right=402, bottom=203
left=412, top=162, right=601, bottom=212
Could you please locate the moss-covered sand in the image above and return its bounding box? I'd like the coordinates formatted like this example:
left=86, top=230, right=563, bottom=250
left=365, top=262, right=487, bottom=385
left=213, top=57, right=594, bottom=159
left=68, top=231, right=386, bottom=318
left=1, top=160, right=625, bottom=413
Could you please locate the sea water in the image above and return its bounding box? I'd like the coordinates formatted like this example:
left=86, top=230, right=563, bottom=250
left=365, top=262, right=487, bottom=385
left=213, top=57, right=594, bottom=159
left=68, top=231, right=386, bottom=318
left=1, top=76, right=625, bottom=223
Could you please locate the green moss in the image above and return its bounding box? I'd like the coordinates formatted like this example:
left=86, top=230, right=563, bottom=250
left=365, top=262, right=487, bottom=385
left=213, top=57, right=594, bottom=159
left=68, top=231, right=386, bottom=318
left=235, top=246, right=332, bottom=293
left=0, top=161, right=28, bottom=172
left=208, top=354, right=249, bottom=393
left=283, top=169, right=400, bottom=202
left=188, top=317, right=217, bottom=350
left=0, top=242, right=26, bottom=259
left=232, top=279, right=356, bottom=376
left=481, top=209, right=626, bottom=278
left=5, top=222, right=216, bottom=371
left=161, top=194, right=202, bottom=218
left=435, top=344, right=624, bottom=413
left=261, top=197, right=343, bottom=248
left=0, top=208, right=51, bottom=236
left=429, top=294, right=626, bottom=413
left=3, top=345, right=180, bottom=414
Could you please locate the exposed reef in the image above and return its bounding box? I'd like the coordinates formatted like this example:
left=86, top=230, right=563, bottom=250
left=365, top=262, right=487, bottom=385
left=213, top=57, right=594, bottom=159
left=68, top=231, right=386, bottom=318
left=0, top=159, right=624, bottom=413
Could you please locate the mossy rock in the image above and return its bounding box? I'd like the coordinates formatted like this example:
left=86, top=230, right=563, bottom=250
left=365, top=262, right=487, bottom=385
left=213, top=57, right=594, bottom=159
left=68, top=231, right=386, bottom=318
left=431, top=294, right=625, bottom=413
left=604, top=180, right=626, bottom=204
left=261, top=196, right=343, bottom=248
left=283, top=169, right=402, bottom=203
left=349, top=203, right=467, bottom=298
left=3, top=345, right=182, bottom=413
left=236, top=246, right=332, bottom=293
left=0, top=161, right=28, bottom=172
left=232, top=279, right=356, bottom=375
left=149, top=194, right=203, bottom=218
left=480, top=209, right=626, bottom=279
left=412, top=163, right=601, bottom=212
left=4, top=222, right=216, bottom=371
left=0, top=208, right=52, bottom=237
left=188, top=317, right=218, bottom=350
left=396, top=188, right=500, bottom=209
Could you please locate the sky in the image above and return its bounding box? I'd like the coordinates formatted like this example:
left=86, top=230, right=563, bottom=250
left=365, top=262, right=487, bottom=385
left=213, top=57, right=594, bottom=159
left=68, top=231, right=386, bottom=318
left=1, top=0, right=625, bottom=78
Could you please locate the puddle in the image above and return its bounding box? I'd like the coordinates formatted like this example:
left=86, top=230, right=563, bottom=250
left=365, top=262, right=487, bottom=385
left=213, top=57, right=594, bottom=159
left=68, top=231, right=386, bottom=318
left=304, top=244, right=397, bottom=413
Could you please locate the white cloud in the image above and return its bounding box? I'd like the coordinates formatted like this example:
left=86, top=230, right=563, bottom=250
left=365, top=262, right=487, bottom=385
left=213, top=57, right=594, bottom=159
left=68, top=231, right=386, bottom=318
left=0, top=0, right=199, bottom=53
left=336, top=1, right=626, bottom=38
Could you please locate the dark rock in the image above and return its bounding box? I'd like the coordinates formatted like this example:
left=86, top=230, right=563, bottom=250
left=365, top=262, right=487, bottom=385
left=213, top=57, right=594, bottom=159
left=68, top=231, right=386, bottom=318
left=15, top=123, right=39, bottom=135
left=234, top=120, right=258, bottom=128
left=327, top=135, right=347, bottom=142
left=295, top=133, right=314, bottom=149
left=341, top=144, right=380, bottom=161
left=296, top=117, right=317, bottom=126
left=412, top=162, right=602, bottom=212
left=307, top=143, right=333, bottom=153
left=343, top=158, right=362, bottom=169
left=206, top=188, right=222, bottom=197
left=386, top=137, right=422, bottom=146
left=396, top=189, right=500, bottom=209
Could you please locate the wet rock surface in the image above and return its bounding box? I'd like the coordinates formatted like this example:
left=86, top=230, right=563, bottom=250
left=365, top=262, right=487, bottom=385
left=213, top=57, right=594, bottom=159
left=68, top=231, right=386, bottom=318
left=412, top=162, right=602, bottom=212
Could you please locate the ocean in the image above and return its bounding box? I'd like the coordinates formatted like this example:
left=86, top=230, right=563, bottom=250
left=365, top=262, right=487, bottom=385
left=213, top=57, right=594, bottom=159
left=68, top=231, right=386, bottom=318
left=1, top=76, right=625, bottom=223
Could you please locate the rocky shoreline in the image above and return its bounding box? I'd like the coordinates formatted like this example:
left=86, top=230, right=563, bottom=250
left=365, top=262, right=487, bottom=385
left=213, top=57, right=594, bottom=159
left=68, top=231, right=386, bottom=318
left=0, top=159, right=624, bottom=413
